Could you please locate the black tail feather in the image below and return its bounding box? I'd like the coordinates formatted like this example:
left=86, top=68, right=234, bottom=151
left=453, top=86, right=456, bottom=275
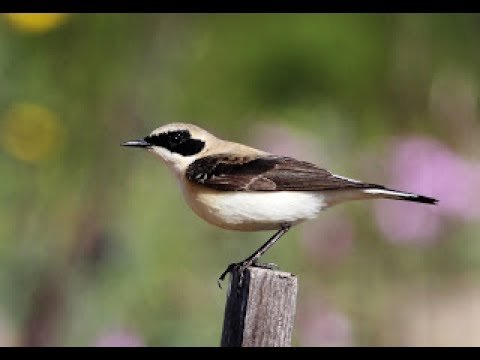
left=407, top=195, right=439, bottom=205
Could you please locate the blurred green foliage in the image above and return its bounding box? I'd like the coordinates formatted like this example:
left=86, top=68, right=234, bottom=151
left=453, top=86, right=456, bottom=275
left=0, top=13, right=479, bottom=346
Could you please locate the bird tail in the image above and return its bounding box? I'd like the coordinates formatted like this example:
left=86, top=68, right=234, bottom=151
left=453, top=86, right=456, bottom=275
left=362, top=187, right=438, bottom=205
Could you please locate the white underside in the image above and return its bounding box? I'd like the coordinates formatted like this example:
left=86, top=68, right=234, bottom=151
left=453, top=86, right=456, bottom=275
left=178, top=178, right=418, bottom=232
left=180, top=181, right=347, bottom=231
left=198, top=191, right=327, bottom=231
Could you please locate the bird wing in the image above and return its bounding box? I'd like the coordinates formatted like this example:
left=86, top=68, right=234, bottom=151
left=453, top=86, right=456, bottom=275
left=185, top=154, right=384, bottom=192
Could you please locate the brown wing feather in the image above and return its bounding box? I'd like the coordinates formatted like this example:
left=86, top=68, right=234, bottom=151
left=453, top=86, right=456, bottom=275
left=186, top=154, right=384, bottom=192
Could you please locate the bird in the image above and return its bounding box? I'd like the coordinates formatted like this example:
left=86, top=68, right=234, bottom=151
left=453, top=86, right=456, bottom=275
left=122, top=123, right=438, bottom=286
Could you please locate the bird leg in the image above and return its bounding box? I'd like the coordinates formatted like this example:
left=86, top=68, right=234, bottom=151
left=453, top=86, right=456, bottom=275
left=217, top=224, right=291, bottom=288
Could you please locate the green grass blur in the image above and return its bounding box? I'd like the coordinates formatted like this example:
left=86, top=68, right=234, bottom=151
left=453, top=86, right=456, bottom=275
left=0, top=13, right=480, bottom=346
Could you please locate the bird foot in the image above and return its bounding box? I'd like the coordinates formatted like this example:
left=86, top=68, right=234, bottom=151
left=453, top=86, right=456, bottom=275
left=218, top=261, right=247, bottom=289
left=217, top=260, right=279, bottom=289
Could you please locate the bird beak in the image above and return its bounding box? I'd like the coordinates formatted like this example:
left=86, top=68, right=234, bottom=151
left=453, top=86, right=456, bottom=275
left=121, top=139, right=151, bottom=148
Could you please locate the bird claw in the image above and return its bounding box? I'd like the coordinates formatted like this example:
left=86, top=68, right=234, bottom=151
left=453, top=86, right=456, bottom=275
left=217, top=264, right=234, bottom=289
left=217, top=260, right=280, bottom=289
left=217, top=261, right=251, bottom=289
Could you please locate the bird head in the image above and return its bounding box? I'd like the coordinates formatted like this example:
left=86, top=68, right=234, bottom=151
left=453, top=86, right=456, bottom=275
left=122, top=123, right=219, bottom=174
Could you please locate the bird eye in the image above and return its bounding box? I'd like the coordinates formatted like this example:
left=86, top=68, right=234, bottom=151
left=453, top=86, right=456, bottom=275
left=168, top=130, right=189, bottom=146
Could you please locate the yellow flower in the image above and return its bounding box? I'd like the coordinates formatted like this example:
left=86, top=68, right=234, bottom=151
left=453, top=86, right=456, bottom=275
left=4, top=13, right=70, bottom=34
left=1, top=102, right=64, bottom=163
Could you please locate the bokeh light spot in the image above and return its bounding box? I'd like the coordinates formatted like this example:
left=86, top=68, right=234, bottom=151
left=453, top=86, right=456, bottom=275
left=1, top=102, right=64, bottom=163
left=4, top=13, right=70, bottom=34
left=94, top=329, right=145, bottom=347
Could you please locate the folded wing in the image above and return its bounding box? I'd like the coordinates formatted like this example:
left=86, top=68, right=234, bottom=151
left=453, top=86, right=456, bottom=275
left=185, top=154, right=383, bottom=192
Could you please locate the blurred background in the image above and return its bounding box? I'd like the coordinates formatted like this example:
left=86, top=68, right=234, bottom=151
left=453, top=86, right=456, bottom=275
left=0, top=13, right=479, bottom=347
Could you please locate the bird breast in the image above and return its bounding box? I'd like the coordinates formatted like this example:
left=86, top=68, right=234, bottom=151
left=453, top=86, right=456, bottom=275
left=179, top=179, right=327, bottom=231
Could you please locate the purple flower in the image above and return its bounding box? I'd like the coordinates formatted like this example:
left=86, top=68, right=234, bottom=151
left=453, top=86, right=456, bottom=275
left=301, top=214, right=355, bottom=266
left=94, top=329, right=145, bottom=347
left=296, top=293, right=353, bottom=347
left=375, top=199, right=442, bottom=245
left=374, top=136, right=480, bottom=245
left=248, top=122, right=322, bottom=164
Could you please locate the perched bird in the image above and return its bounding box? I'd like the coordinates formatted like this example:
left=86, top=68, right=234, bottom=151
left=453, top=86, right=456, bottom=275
left=122, top=123, right=438, bottom=286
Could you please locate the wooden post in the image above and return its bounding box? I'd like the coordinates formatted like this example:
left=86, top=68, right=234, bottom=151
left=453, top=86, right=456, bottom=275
left=220, top=266, right=298, bottom=347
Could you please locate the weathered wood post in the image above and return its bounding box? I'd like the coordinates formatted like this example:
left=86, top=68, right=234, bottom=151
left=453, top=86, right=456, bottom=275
left=220, top=266, right=298, bottom=347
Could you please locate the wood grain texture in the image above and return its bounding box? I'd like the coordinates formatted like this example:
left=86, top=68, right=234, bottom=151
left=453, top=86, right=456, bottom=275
left=220, top=266, right=298, bottom=347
